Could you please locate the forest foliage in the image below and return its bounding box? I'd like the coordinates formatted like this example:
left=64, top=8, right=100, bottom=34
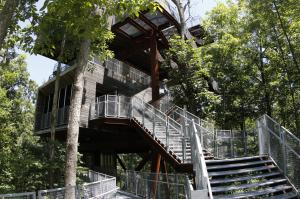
left=166, top=0, right=300, bottom=135
left=0, top=0, right=299, bottom=194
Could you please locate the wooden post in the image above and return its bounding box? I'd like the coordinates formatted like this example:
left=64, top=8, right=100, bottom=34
left=150, top=35, right=160, bottom=101
left=151, top=153, right=161, bottom=198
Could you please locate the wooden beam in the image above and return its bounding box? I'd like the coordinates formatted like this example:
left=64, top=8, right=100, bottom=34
left=150, top=35, right=160, bottom=101
left=151, top=153, right=161, bottom=199
left=116, top=154, right=127, bottom=171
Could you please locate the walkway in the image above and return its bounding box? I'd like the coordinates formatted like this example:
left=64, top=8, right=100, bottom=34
left=116, top=191, right=142, bottom=199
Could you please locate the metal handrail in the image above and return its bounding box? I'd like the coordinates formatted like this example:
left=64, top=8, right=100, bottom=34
left=190, top=120, right=213, bottom=199
left=257, top=114, right=300, bottom=191
left=37, top=170, right=118, bottom=199
left=0, top=192, right=36, bottom=199
left=88, top=59, right=151, bottom=87
left=90, top=94, right=189, bottom=163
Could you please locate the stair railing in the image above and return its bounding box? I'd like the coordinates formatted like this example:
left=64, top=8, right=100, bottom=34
left=132, top=96, right=189, bottom=163
left=91, top=95, right=189, bottom=163
left=188, top=119, right=213, bottom=199
left=257, top=114, right=300, bottom=191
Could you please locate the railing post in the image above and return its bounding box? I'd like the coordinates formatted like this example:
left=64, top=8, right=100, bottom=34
left=153, top=111, right=156, bottom=136
left=230, top=130, right=234, bottom=158
left=182, top=125, right=186, bottom=163
left=166, top=117, right=169, bottom=150
left=105, top=95, right=107, bottom=117
left=281, top=126, right=287, bottom=176
left=117, top=95, right=120, bottom=117
left=142, top=100, right=145, bottom=125
left=135, top=171, right=138, bottom=196
left=258, top=115, right=269, bottom=155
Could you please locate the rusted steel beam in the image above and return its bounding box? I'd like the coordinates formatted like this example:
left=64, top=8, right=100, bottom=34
left=150, top=35, right=160, bottom=101
left=151, top=153, right=161, bottom=198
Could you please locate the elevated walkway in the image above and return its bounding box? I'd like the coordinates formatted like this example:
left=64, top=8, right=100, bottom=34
left=89, top=95, right=300, bottom=199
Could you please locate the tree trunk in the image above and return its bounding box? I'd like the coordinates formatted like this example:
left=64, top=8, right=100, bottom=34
left=49, top=64, right=61, bottom=188
left=171, top=0, right=186, bottom=37
left=272, top=0, right=300, bottom=73
left=0, top=0, right=19, bottom=50
left=271, top=24, right=300, bottom=135
left=64, top=39, right=90, bottom=199
left=258, top=34, right=272, bottom=116
left=49, top=34, right=66, bottom=188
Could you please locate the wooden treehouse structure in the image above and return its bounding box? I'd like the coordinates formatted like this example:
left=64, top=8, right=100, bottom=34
left=33, top=1, right=300, bottom=198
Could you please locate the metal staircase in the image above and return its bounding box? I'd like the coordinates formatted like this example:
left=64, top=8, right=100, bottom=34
left=207, top=156, right=298, bottom=199
left=90, top=95, right=300, bottom=199
left=91, top=95, right=192, bottom=164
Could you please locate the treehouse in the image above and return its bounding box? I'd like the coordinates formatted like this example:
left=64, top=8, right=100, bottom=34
left=34, top=0, right=201, bottom=175
left=33, top=1, right=300, bottom=198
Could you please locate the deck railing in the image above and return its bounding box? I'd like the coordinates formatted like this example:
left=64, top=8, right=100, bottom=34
left=48, top=63, right=71, bottom=80
left=257, top=114, right=300, bottom=191
left=0, top=192, right=36, bottom=199
left=0, top=171, right=118, bottom=199
left=88, top=59, right=151, bottom=88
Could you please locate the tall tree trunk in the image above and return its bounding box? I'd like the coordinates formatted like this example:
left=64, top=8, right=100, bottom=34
left=171, top=0, right=186, bottom=37
left=272, top=0, right=300, bottom=73
left=64, top=39, right=90, bottom=199
left=49, top=34, right=66, bottom=188
left=258, top=35, right=272, bottom=116
left=271, top=25, right=300, bottom=135
left=0, top=0, right=19, bottom=49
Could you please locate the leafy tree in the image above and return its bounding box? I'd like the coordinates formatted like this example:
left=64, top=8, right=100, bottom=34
left=0, top=0, right=38, bottom=50
left=33, top=1, right=160, bottom=197
left=163, top=36, right=220, bottom=118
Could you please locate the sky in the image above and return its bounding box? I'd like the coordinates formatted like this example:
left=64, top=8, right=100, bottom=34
left=25, top=0, right=223, bottom=86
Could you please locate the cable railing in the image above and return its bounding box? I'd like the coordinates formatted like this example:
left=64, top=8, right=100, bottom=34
left=257, top=114, right=300, bottom=191
left=90, top=95, right=190, bottom=163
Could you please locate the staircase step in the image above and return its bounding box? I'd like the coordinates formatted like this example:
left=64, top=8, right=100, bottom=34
left=206, top=156, right=268, bottom=165
left=208, top=165, right=277, bottom=177
left=210, top=172, right=282, bottom=185
left=267, top=192, right=299, bottom=199
left=207, top=160, right=273, bottom=171
left=213, top=185, right=294, bottom=199
left=212, top=178, right=287, bottom=193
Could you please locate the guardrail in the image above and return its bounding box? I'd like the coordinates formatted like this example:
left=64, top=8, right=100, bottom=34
left=188, top=120, right=213, bottom=199
left=119, top=170, right=188, bottom=199
left=88, top=59, right=151, bottom=88
left=257, top=114, right=300, bottom=191
left=0, top=171, right=118, bottom=199
left=90, top=95, right=190, bottom=163
left=48, top=63, right=71, bottom=80
left=156, top=95, right=257, bottom=159
left=0, top=192, right=36, bottom=199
